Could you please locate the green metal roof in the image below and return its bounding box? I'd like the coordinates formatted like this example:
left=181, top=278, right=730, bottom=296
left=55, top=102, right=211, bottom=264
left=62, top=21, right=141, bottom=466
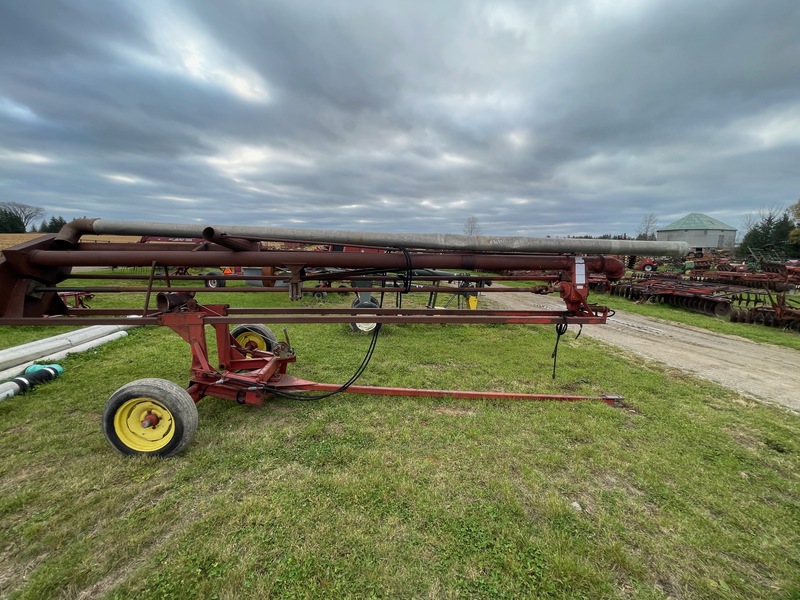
left=658, top=213, right=736, bottom=232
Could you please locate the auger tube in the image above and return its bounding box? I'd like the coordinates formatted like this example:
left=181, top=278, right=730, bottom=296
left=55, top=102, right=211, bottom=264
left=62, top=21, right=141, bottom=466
left=57, top=219, right=690, bottom=256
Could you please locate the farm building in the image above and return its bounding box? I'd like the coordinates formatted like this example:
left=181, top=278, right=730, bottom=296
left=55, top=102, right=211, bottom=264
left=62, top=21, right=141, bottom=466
left=656, top=213, right=736, bottom=253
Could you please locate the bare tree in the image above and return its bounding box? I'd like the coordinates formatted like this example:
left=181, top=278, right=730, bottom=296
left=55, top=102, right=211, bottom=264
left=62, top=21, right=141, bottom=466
left=635, top=213, right=658, bottom=240
left=0, top=202, right=45, bottom=231
left=0, top=208, right=26, bottom=233
left=740, top=212, right=757, bottom=233
left=790, top=198, right=800, bottom=221
left=740, top=205, right=785, bottom=236
left=463, top=215, right=481, bottom=236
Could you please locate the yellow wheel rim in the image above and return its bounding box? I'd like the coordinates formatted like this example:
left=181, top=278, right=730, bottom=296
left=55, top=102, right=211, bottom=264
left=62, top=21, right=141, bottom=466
left=113, top=397, right=175, bottom=452
left=235, top=331, right=268, bottom=351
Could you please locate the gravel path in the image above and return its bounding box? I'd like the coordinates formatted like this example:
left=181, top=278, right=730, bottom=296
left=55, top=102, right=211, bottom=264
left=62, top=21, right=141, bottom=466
left=484, top=288, right=800, bottom=412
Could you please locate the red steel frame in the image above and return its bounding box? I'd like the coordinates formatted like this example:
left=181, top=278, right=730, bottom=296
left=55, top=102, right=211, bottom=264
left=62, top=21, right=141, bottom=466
left=0, top=223, right=645, bottom=405
left=161, top=304, right=622, bottom=406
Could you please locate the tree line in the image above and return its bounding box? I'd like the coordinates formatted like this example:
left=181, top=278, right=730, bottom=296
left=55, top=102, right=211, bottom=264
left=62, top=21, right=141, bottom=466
left=0, top=202, right=67, bottom=233
left=736, top=201, right=800, bottom=258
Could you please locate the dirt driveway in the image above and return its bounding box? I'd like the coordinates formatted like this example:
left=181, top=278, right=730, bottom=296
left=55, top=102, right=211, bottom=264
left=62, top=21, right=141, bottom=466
left=483, top=288, right=800, bottom=413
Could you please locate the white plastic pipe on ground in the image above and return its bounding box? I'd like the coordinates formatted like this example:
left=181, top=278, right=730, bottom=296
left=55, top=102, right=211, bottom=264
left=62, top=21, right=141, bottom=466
left=0, top=324, right=135, bottom=372
left=0, top=331, right=129, bottom=381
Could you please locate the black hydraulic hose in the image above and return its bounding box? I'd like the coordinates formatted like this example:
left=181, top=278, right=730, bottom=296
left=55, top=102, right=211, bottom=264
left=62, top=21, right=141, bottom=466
left=395, top=246, right=413, bottom=294
left=264, top=323, right=383, bottom=401
left=551, top=315, right=570, bottom=380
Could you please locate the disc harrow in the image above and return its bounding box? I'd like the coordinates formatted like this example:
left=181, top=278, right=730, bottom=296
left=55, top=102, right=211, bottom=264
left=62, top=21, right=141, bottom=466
left=611, top=273, right=799, bottom=332
left=686, top=270, right=791, bottom=291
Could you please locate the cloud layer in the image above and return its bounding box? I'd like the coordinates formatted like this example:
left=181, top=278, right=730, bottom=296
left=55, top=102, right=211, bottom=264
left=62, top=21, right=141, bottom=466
left=1, top=0, right=798, bottom=237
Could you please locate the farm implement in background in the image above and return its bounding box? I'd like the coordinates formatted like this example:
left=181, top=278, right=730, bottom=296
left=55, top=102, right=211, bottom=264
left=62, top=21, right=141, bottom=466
left=611, top=274, right=741, bottom=318
left=0, top=219, right=687, bottom=456
left=729, top=289, right=800, bottom=331
left=685, top=269, right=794, bottom=291
left=610, top=272, right=800, bottom=332
left=678, top=245, right=800, bottom=290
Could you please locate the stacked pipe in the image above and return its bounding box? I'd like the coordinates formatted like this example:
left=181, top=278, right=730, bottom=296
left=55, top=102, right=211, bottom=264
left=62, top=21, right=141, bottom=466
left=0, top=325, right=133, bottom=380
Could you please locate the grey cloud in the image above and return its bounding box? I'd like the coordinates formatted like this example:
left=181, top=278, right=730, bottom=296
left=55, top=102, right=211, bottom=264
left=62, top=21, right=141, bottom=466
left=0, top=0, right=798, bottom=238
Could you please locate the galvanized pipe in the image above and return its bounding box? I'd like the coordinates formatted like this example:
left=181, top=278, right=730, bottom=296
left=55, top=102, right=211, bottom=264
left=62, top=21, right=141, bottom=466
left=55, top=219, right=690, bottom=256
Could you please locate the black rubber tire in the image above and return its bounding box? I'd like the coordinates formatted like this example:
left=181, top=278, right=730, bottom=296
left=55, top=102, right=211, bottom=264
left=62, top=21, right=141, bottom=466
left=204, top=271, right=226, bottom=288
left=351, top=296, right=379, bottom=308
left=350, top=299, right=380, bottom=333
left=231, top=324, right=278, bottom=352
left=102, top=378, right=198, bottom=457
left=643, top=264, right=654, bottom=272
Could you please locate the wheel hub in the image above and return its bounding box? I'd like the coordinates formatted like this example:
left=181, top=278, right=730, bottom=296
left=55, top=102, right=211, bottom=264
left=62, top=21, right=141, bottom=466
left=113, top=398, right=175, bottom=451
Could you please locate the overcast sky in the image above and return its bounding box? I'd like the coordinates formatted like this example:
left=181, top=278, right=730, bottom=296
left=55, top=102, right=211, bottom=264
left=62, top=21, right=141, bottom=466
left=1, top=1, right=798, bottom=238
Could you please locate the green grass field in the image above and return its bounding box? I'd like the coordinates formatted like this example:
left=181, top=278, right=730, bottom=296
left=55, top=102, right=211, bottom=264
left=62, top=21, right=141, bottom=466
left=0, top=282, right=798, bottom=598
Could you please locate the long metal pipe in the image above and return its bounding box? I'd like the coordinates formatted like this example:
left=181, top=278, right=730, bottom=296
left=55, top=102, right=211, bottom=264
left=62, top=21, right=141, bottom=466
left=28, top=249, right=626, bottom=279
left=55, top=218, right=690, bottom=256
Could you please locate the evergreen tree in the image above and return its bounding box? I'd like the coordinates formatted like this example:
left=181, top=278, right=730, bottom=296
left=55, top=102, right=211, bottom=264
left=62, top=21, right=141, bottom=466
left=0, top=208, right=26, bottom=233
left=739, top=215, right=774, bottom=254
left=773, top=213, right=795, bottom=251
left=738, top=207, right=800, bottom=258
left=0, top=202, right=45, bottom=231
left=43, top=216, right=67, bottom=233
